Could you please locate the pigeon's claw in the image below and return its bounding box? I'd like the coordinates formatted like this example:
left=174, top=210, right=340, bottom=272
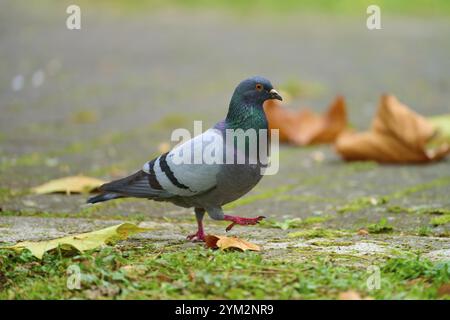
left=224, top=215, right=266, bottom=232
left=225, top=222, right=236, bottom=232
left=187, top=230, right=206, bottom=242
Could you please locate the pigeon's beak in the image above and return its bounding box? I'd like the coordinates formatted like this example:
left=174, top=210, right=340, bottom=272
left=269, top=89, right=283, bottom=101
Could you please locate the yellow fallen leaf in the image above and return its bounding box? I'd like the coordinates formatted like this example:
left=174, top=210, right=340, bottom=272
left=335, top=95, right=450, bottom=163
left=32, top=175, right=106, bottom=195
left=204, top=234, right=260, bottom=252
left=1, top=223, right=150, bottom=259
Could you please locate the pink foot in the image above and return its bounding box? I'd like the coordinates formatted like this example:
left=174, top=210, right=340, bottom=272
left=187, top=215, right=206, bottom=242
left=187, top=230, right=206, bottom=242
left=224, top=215, right=265, bottom=232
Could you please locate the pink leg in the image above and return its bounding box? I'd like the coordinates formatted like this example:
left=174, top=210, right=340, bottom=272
left=223, top=215, right=265, bottom=232
left=187, top=208, right=206, bottom=242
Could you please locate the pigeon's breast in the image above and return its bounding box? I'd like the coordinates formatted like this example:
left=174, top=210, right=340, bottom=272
left=214, top=163, right=264, bottom=205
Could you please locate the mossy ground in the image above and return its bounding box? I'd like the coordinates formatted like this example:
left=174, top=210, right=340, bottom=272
left=1, top=213, right=449, bottom=299
left=0, top=2, right=449, bottom=299
left=1, top=224, right=450, bottom=300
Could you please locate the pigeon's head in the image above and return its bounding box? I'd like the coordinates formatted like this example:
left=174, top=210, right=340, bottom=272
left=231, top=76, right=282, bottom=106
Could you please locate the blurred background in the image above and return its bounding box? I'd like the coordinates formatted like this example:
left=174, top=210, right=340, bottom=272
left=0, top=0, right=449, bottom=227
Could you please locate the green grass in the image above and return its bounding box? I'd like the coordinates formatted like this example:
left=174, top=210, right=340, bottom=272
left=416, top=226, right=432, bottom=237
left=383, top=257, right=450, bottom=283
left=1, top=244, right=448, bottom=299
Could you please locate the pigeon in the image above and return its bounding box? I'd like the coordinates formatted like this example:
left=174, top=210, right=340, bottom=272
left=87, top=76, right=282, bottom=241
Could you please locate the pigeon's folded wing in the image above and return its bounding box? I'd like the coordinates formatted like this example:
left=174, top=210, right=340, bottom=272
left=143, top=129, right=223, bottom=197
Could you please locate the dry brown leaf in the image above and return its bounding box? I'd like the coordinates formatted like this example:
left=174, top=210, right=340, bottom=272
left=338, top=290, right=373, bottom=300
left=335, top=95, right=450, bottom=163
left=204, top=234, right=260, bottom=252
left=157, top=274, right=173, bottom=282
left=437, top=283, right=450, bottom=297
left=338, top=290, right=362, bottom=300
left=357, top=228, right=369, bottom=236
left=32, top=175, right=105, bottom=194
left=264, top=96, right=348, bottom=145
left=121, top=265, right=148, bottom=280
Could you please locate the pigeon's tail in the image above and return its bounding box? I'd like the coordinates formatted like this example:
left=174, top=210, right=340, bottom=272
left=87, top=170, right=170, bottom=205
left=87, top=192, right=123, bottom=204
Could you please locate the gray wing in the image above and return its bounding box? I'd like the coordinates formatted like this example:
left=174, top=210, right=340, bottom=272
left=142, top=128, right=223, bottom=197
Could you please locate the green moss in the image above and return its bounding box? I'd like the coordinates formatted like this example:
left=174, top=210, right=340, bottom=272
left=226, top=175, right=331, bottom=210
left=302, top=216, right=331, bottom=225
left=260, top=218, right=302, bottom=230
left=0, top=209, right=147, bottom=222
left=387, top=206, right=412, bottom=214
left=380, top=205, right=448, bottom=217
left=276, top=194, right=339, bottom=203
left=261, top=216, right=331, bottom=230
left=288, top=228, right=346, bottom=239
left=338, top=196, right=387, bottom=214
left=0, top=188, right=14, bottom=202
left=0, top=188, right=29, bottom=203
left=309, top=240, right=353, bottom=247
left=337, top=176, right=450, bottom=214
left=430, top=214, right=450, bottom=226
left=225, top=184, right=295, bottom=210
left=390, top=177, right=450, bottom=199
left=418, top=208, right=450, bottom=215
left=367, top=218, right=394, bottom=234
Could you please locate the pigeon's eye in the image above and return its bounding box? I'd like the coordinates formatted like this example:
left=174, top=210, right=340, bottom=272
left=255, top=84, right=263, bottom=91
